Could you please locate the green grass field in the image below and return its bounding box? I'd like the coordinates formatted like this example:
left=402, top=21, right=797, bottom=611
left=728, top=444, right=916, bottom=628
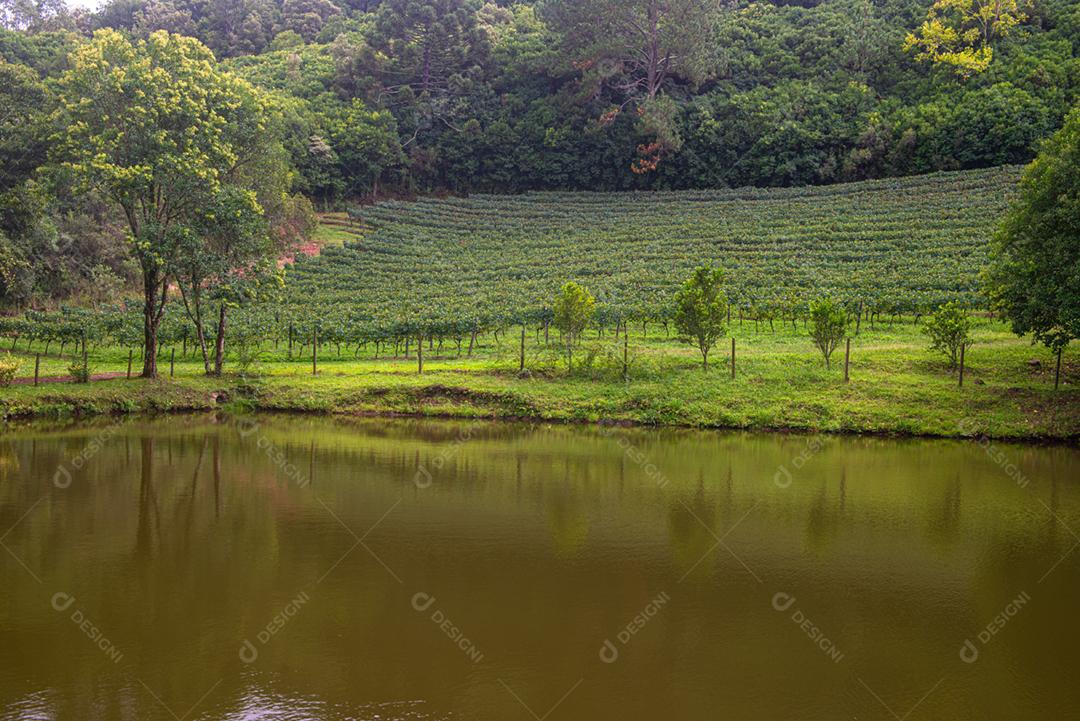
left=310, top=212, right=363, bottom=248
left=2, top=316, right=1076, bottom=440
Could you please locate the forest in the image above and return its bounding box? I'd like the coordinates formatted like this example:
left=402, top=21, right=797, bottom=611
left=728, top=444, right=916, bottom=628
left=2, top=0, right=1080, bottom=311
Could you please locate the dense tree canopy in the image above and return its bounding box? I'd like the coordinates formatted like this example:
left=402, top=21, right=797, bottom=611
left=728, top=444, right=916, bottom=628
left=1, top=0, right=1079, bottom=311
left=50, top=29, right=287, bottom=375
left=987, top=105, right=1080, bottom=358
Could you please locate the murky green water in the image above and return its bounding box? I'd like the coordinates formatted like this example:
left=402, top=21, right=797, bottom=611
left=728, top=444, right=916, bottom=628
left=1, top=415, right=1078, bottom=720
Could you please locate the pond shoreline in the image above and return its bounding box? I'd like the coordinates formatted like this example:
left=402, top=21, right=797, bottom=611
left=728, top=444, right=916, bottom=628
left=2, top=377, right=1077, bottom=445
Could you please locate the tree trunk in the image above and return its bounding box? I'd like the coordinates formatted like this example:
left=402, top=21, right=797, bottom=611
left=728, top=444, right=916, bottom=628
left=213, top=303, right=227, bottom=376
left=141, top=268, right=164, bottom=378
left=196, top=310, right=211, bottom=374
left=519, top=324, right=526, bottom=372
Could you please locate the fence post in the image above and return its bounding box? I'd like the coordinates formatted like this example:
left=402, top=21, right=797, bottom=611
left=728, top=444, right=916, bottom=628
left=418, top=333, right=424, bottom=375
left=312, top=329, right=318, bottom=376
left=844, top=338, right=850, bottom=383
left=623, top=333, right=629, bottom=382
left=1055, top=346, right=1062, bottom=390
left=730, top=338, right=736, bottom=380
left=958, top=343, right=965, bottom=388
left=34, top=354, right=40, bottom=386
left=170, top=348, right=175, bottom=378
left=127, top=349, right=133, bottom=379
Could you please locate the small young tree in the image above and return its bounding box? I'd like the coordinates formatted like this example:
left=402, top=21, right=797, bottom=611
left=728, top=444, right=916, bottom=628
left=553, top=281, right=595, bottom=372
left=673, top=264, right=727, bottom=370
left=922, top=302, right=972, bottom=369
left=809, top=298, right=848, bottom=369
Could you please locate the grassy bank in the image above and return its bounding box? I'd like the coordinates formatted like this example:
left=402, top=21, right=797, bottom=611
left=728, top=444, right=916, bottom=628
left=1, top=317, right=1076, bottom=440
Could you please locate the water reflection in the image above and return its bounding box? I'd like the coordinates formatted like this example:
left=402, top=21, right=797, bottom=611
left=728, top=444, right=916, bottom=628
left=0, top=416, right=1078, bottom=721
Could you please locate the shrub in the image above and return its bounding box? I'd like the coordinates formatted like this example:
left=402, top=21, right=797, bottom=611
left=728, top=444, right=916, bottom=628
left=553, top=281, right=596, bottom=372
left=0, top=354, right=20, bottom=386
left=922, top=302, right=972, bottom=369
left=68, top=358, right=91, bottom=384
left=673, top=264, right=727, bottom=371
left=809, top=299, right=848, bottom=369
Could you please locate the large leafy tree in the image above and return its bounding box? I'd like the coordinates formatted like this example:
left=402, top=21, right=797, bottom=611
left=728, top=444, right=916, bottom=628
left=51, top=29, right=280, bottom=377
left=174, top=187, right=278, bottom=376
left=0, top=0, right=70, bottom=32
left=544, top=0, right=722, bottom=171
left=367, top=0, right=489, bottom=96
left=545, top=0, right=720, bottom=102
left=986, top=105, right=1080, bottom=388
left=324, top=98, right=405, bottom=197
left=0, top=58, right=52, bottom=308
left=904, top=0, right=1028, bottom=76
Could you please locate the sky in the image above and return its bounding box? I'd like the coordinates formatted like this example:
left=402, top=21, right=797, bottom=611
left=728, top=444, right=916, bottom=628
left=67, top=0, right=103, bottom=11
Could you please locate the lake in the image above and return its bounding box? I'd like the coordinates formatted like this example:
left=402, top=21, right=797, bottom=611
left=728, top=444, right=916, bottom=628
left=1, top=415, right=1078, bottom=720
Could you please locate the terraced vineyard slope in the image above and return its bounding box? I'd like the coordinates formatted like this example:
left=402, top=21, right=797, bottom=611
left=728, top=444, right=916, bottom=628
left=289, top=166, right=1022, bottom=330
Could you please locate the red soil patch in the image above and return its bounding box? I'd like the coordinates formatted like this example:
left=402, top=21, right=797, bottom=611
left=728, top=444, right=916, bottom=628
left=279, top=241, right=321, bottom=267
left=8, top=372, right=129, bottom=386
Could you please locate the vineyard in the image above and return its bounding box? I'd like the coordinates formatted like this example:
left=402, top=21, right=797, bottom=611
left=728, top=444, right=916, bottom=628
left=288, top=165, right=1022, bottom=338
left=0, top=166, right=1023, bottom=354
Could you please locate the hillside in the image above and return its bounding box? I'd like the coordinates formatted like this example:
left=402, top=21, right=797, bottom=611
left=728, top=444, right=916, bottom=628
left=288, top=166, right=1023, bottom=330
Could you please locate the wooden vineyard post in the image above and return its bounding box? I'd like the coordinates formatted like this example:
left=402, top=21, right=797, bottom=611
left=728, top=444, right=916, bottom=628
left=170, top=348, right=175, bottom=378
left=1055, top=346, right=1062, bottom=390
left=127, top=349, right=133, bottom=379
left=844, top=338, right=850, bottom=383
left=622, top=333, right=629, bottom=382
left=731, top=338, right=736, bottom=380
left=34, top=354, right=40, bottom=386
left=519, top=324, right=525, bottom=373
left=312, top=329, right=318, bottom=376
left=418, top=334, right=424, bottom=375
left=958, top=343, right=965, bottom=388
left=288, top=324, right=294, bottom=360
left=81, top=334, right=88, bottom=377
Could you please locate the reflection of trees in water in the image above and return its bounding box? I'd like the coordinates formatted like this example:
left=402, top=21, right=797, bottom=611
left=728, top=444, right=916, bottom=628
left=544, top=465, right=589, bottom=556
left=134, top=437, right=163, bottom=565
left=805, top=468, right=844, bottom=554
left=923, top=474, right=962, bottom=549
left=668, top=470, right=720, bottom=577
left=0, top=441, right=20, bottom=484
